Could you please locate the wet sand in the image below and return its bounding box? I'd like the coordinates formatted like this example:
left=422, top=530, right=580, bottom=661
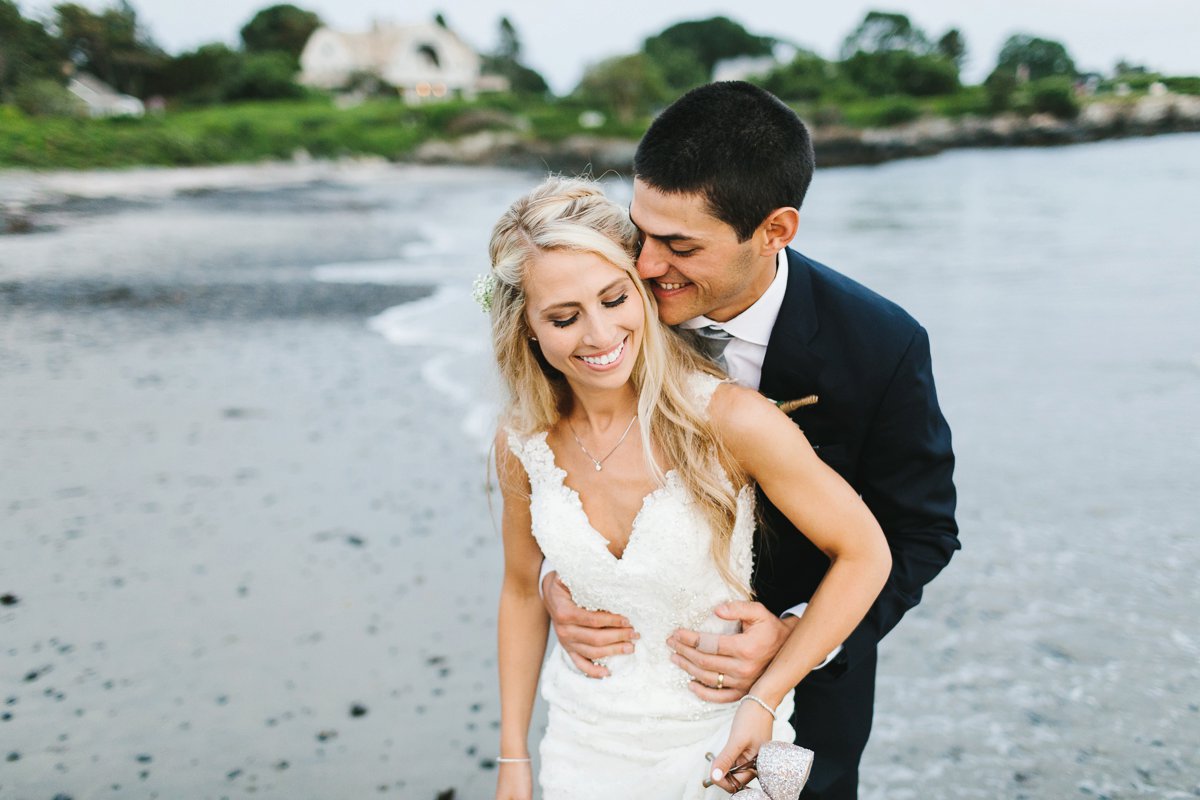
left=0, top=302, right=508, bottom=798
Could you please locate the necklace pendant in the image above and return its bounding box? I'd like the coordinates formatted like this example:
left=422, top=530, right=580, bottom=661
left=594, top=463, right=603, bottom=472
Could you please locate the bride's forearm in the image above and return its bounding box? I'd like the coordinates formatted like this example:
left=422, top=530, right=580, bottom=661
left=497, top=580, right=550, bottom=757
left=751, top=551, right=890, bottom=707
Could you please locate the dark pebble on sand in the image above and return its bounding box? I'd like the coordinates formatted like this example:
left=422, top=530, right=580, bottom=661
left=350, top=703, right=368, bottom=718
left=0, top=593, right=17, bottom=606
left=274, top=760, right=289, bottom=771
left=1, top=712, right=10, bottom=721
left=136, top=754, right=153, bottom=763
left=346, top=535, right=365, bottom=547
left=436, top=790, right=456, bottom=800
left=52, top=794, right=74, bottom=800
left=24, top=665, right=51, bottom=682
left=227, top=768, right=242, bottom=780
left=6, top=751, right=18, bottom=761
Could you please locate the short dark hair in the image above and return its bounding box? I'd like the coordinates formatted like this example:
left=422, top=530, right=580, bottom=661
left=633, top=81, right=815, bottom=241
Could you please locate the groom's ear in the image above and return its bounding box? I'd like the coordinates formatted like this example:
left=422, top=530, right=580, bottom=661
left=756, top=207, right=799, bottom=256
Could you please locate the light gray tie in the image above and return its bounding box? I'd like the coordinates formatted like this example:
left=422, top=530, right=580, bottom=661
left=693, top=324, right=734, bottom=371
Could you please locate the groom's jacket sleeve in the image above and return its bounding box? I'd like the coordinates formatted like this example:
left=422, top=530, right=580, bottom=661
left=841, top=323, right=959, bottom=671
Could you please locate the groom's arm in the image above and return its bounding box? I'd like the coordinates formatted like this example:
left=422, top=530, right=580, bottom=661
left=669, top=326, right=958, bottom=694
left=542, top=571, right=639, bottom=678
left=841, top=323, right=959, bottom=670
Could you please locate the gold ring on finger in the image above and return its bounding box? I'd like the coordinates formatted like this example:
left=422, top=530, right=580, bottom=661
left=716, top=672, right=725, bottom=690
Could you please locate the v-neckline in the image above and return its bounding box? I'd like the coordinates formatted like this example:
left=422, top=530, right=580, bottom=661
left=533, top=432, right=676, bottom=563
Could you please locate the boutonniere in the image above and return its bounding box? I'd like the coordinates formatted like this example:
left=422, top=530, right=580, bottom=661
left=775, top=395, right=818, bottom=414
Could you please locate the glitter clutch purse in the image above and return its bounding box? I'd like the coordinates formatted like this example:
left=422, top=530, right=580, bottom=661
left=723, top=740, right=815, bottom=799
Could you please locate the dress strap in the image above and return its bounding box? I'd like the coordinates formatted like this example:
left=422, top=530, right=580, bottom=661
left=684, top=371, right=726, bottom=418
left=505, top=428, right=557, bottom=486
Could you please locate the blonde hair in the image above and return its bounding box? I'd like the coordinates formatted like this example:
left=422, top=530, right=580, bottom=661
left=488, top=176, right=750, bottom=595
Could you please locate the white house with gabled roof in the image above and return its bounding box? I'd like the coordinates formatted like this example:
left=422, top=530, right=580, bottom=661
left=299, top=21, right=504, bottom=101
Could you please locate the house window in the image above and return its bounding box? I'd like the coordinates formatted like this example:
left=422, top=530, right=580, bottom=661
left=417, top=44, right=440, bottom=69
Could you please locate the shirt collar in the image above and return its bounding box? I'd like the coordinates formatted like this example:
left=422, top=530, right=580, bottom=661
left=678, top=249, right=788, bottom=347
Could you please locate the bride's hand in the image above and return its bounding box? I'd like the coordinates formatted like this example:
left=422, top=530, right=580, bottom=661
left=494, top=759, right=533, bottom=800
left=709, top=698, right=776, bottom=793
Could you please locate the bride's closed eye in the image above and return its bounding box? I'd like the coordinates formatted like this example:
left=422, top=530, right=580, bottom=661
left=602, top=293, right=629, bottom=308
left=550, top=294, right=629, bottom=328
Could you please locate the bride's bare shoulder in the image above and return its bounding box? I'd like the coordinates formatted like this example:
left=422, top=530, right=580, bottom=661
left=709, top=382, right=809, bottom=460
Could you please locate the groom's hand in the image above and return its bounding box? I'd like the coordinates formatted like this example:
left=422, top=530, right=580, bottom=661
left=542, top=571, right=638, bottom=679
left=666, top=600, right=796, bottom=702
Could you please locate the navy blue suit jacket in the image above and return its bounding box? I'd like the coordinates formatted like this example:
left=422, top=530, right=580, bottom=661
left=753, top=248, right=959, bottom=672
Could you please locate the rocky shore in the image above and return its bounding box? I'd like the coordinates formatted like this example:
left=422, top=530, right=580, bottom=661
left=410, top=93, right=1200, bottom=173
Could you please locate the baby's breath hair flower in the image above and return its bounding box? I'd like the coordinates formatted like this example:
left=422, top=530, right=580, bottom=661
left=472, top=272, right=497, bottom=313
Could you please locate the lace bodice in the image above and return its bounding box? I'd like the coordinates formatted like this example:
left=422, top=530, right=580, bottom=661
left=507, top=372, right=757, bottom=721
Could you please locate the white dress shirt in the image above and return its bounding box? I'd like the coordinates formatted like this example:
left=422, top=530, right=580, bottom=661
left=678, top=249, right=789, bottom=392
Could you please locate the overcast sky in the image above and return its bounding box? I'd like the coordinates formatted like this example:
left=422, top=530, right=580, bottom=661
left=21, top=0, right=1200, bottom=92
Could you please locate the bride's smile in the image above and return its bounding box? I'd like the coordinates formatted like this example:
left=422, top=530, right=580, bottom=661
left=575, top=335, right=627, bottom=370
left=523, top=248, right=645, bottom=392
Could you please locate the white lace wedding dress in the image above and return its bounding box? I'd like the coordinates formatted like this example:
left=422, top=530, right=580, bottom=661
left=506, top=373, right=795, bottom=800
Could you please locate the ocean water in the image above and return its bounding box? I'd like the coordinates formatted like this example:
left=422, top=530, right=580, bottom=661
left=2, top=136, right=1198, bottom=798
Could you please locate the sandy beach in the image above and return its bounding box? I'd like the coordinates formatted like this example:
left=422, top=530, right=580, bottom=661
left=3, top=142, right=1199, bottom=799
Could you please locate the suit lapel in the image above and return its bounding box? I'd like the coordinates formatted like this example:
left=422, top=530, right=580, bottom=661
left=760, top=248, right=823, bottom=400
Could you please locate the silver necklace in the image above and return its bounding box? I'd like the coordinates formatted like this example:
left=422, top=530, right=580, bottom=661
left=567, top=414, right=638, bottom=471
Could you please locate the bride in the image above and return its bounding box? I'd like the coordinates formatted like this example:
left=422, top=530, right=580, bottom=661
left=486, top=177, right=890, bottom=799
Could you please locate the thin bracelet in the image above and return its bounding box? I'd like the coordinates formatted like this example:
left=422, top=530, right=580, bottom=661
left=741, top=693, right=778, bottom=721
left=496, top=756, right=532, bottom=763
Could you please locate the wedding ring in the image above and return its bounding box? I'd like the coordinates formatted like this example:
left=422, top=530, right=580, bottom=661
left=697, top=632, right=720, bottom=655
left=716, top=672, right=725, bottom=690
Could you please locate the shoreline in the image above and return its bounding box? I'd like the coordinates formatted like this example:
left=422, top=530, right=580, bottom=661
left=409, top=93, right=1200, bottom=173
left=1, top=95, right=1197, bottom=219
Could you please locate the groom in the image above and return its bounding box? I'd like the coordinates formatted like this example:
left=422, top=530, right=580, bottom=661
left=541, top=81, right=960, bottom=799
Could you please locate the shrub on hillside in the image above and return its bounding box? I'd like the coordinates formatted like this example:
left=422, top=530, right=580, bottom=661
left=10, top=79, right=82, bottom=117
left=1030, top=77, right=1079, bottom=119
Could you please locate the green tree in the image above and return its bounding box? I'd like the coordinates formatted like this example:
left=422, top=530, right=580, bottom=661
left=756, top=51, right=844, bottom=102
left=10, top=77, right=80, bottom=115
left=224, top=50, right=304, bottom=100
left=53, top=1, right=166, bottom=97
left=837, top=11, right=958, bottom=97
left=1029, top=76, right=1079, bottom=119
left=840, top=11, right=930, bottom=58
left=483, top=16, right=549, bottom=97
left=497, top=15, right=519, bottom=61
left=1113, top=59, right=1148, bottom=77
left=0, top=1, right=65, bottom=93
left=994, top=34, right=1077, bottom=81
left=145, top=43, right=243, bottom=104
left=575, top=53, right=669, bottom=123
left=983, top=69, right=1017, bottom=112
left=841, top=50, right=959, bottom=97
left=643, top=16, right=774, bottom=90
left=936, top=28, right=966, bottom=69
left=239, top=4, right=321, bottom=65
